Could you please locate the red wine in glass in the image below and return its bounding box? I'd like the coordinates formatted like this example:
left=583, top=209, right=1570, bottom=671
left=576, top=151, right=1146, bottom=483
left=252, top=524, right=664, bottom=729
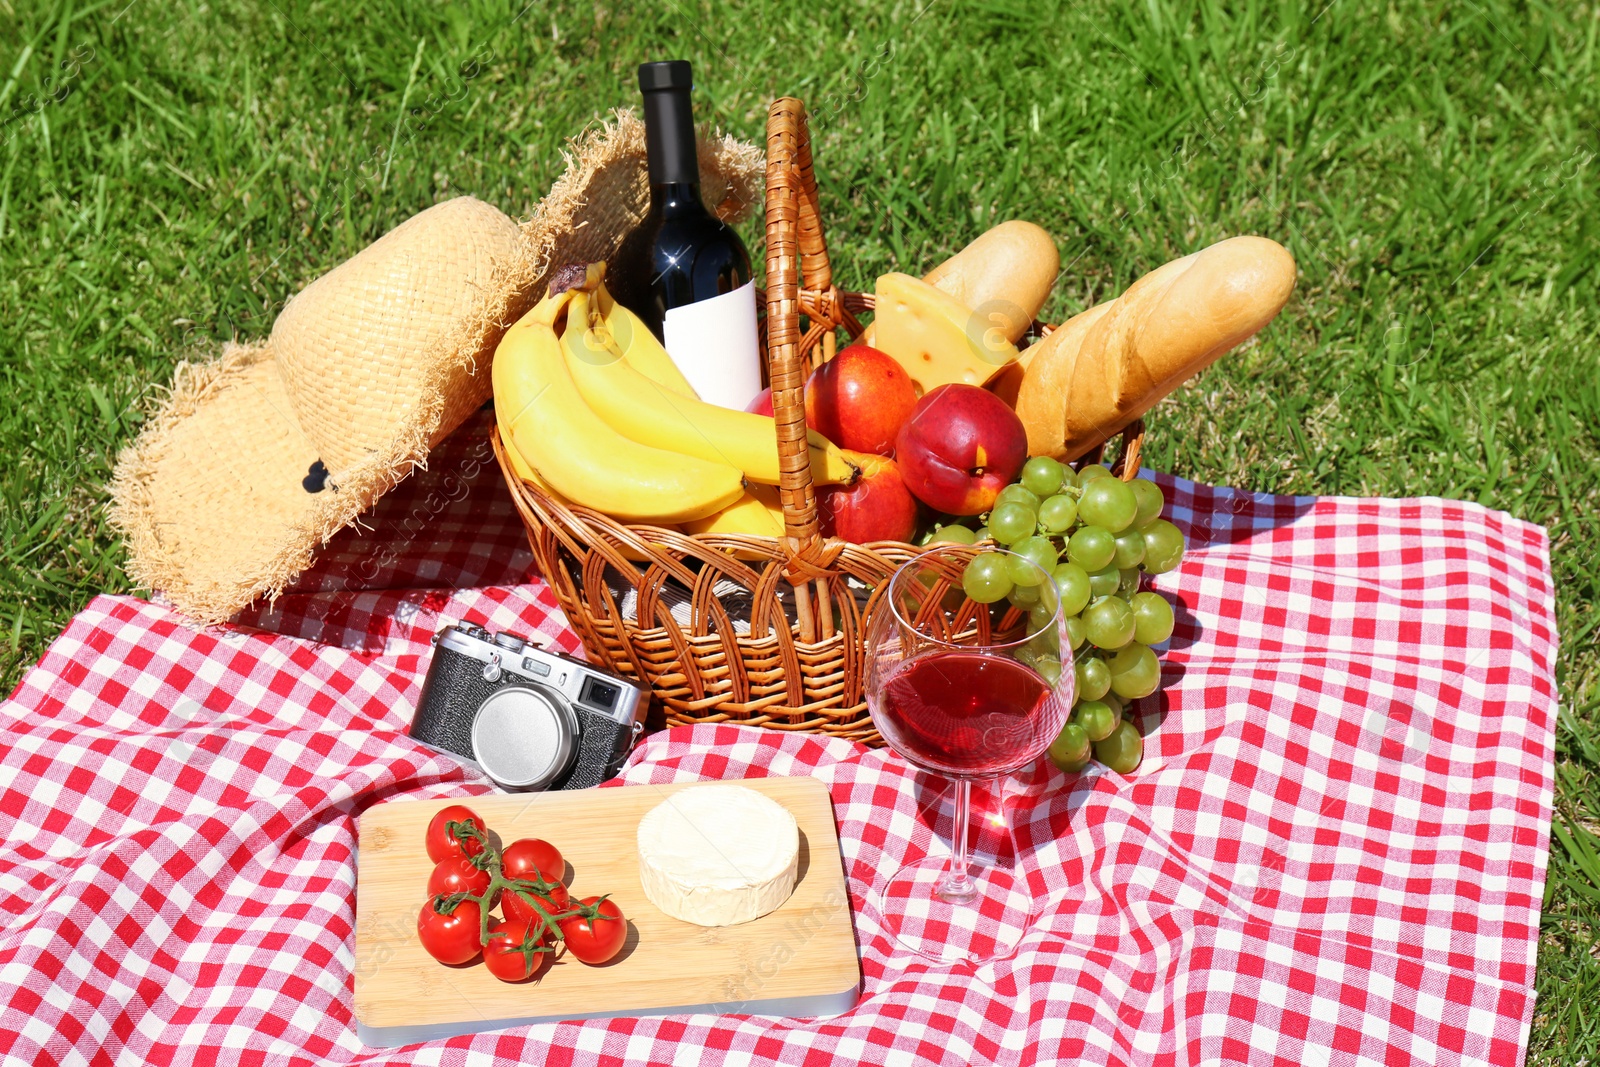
left=864, top=544, right=1076, bottom=963
left=878, top=651, right=1064, bottom=779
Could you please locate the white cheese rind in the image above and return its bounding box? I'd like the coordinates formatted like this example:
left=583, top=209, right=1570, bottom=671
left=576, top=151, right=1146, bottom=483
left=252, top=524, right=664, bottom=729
left=636, top=784, right=799, bottom=927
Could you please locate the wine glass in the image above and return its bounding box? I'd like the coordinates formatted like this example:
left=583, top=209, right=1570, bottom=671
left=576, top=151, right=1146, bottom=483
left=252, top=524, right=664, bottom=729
left=865, top=543, right=1075, bottom=964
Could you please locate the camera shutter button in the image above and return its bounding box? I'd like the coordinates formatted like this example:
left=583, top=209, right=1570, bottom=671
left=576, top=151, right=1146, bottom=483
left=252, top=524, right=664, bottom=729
left=482, top=653, right=503, bottom=683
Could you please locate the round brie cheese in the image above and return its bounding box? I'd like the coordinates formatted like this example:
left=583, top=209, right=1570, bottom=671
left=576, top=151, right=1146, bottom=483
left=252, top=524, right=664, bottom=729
left=636, top=784, right=800, bottom=927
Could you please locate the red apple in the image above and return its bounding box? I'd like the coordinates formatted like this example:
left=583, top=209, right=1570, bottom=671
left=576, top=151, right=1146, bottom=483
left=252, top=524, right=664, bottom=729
left=805, top=344, right=918, bottom=455
left=817, top=453, right=919, bottom=544
left=894, top=384, right=1028, bottom=515
left=745, top=387, right=774, bottom=416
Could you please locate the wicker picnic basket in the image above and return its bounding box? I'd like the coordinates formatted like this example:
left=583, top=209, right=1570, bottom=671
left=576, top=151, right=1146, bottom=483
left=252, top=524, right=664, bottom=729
left=492, top=97, right=1144, bottom=745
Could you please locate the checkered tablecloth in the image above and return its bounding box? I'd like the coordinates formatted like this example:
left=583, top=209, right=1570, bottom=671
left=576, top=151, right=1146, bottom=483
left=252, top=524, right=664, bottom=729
left=0, top=409, right=1558, bottom=1066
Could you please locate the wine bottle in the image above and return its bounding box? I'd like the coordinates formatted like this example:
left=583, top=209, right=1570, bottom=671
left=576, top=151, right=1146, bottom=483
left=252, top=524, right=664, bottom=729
left=608, top=60, right=760, bottom=411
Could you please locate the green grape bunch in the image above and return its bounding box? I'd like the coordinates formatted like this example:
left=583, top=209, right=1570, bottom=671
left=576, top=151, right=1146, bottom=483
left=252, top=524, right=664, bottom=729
left=930, top=455, right=1189, bottom=779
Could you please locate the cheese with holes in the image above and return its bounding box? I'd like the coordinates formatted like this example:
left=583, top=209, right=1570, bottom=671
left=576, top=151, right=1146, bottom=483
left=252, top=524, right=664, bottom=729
left=636, top=784, right=799, bottom=927
left=872, top=272, right=1019, bottom=394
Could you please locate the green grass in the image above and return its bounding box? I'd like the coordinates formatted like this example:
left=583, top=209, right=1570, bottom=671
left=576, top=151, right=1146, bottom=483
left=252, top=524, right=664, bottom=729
left=1, top=0, right=1595, bottom=1055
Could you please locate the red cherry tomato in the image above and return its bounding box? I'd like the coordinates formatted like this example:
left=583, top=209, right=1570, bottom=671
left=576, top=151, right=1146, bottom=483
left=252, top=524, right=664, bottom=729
left=427, top=856, right=492, bottom=900
left=416, top=896, right=483, bottom=965
left=425, top=805, right=488, bottom=864
left=502, top=882, right=569, bottom=931
left=558, top=896, right=626, bottom=965
left=501, top=838, right=564, bottom=885
left=483, top=919, right=551, bottom=983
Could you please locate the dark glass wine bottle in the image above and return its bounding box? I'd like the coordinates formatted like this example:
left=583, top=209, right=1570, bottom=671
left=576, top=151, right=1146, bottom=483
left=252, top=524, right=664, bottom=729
left=608, top=60, right=760, bottom=410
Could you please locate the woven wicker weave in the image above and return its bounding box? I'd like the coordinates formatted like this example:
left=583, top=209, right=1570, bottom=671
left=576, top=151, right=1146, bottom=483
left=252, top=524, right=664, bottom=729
left=494, top=98, right=1144, bottom=744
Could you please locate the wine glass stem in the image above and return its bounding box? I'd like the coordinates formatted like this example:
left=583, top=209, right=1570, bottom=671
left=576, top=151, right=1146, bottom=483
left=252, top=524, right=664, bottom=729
left=938, top=778, right=978, bottom=904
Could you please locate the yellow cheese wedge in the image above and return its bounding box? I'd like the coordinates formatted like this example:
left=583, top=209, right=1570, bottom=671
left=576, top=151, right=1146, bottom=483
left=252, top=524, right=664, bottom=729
left=871, top=272, right=1020, bottom=395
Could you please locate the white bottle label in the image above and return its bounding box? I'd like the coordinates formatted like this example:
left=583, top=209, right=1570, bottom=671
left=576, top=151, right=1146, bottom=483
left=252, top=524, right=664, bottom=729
left=663, top=279, right=762, bottom=410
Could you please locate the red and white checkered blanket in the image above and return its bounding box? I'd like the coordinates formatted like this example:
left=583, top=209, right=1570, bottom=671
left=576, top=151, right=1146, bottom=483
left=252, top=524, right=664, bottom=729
left=0, top=411, right=1558, bottom=1066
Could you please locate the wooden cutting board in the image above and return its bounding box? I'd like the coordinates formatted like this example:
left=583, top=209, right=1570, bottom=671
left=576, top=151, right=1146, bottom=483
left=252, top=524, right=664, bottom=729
left=354, top=777, right=860, bottom=1046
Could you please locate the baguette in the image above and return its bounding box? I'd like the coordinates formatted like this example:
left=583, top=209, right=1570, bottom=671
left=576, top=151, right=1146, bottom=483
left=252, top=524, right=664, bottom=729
left=990, top=298, right=1110, bottom=407
left=862, top=220, right=1058, bottom=348
left=1016, top=236, right=1295, bottom=459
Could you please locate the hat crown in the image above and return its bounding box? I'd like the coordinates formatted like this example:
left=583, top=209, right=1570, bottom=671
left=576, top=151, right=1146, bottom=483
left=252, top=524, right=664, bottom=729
left=270, top=196, right=523, bottom=474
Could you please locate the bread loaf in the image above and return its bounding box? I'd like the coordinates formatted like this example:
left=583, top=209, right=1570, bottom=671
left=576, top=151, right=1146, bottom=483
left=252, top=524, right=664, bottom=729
left=1016, top=236, right=1295, bottom=459
left=863, top=220, right=1058, bottom=348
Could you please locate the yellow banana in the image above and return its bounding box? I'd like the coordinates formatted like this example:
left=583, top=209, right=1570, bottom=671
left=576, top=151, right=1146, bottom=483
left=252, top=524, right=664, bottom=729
left=591, top=278, right=700, bottom=398
left=496, top=285, right=576, bottom=494
left=492, top=299, right=744, bottom=524
left=502, top=427, right=549, bottom=488
left=505, top=446, right=683, bottom=551
left=562, top=289, right=859, bottom=488
left=682, top=483, right=786, bottom=538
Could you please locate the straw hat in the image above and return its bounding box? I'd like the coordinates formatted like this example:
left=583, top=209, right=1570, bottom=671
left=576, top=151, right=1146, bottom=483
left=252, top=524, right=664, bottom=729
left=111, top=111, right=762, bottom=624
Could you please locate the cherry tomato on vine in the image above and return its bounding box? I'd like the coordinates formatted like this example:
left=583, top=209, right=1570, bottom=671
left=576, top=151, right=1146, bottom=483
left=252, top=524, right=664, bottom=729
left=425, top=805, right=489, bottom=864
left=416, top=896, right=483, bottom=965
left=483, top=919, right=551, bottom=983
left=558, top=897, right=626, bottom=965
left=501, top=838, right=564, bottom=885
left=502, top=882, right=569, bottom=931
left=426, top=856, right=492, bottom=900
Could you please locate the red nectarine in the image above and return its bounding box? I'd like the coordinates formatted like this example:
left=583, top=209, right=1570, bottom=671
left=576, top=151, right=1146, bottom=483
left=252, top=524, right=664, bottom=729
left=894, top=384, right=1027, bottom=515
left=817, top=452, right=920, bottom=543
left=805, top=344, right=918, bottom=456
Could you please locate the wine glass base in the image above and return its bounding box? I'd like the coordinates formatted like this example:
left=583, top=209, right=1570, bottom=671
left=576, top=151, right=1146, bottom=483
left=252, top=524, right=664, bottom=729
left=877, top=855, right=1035, bottom=964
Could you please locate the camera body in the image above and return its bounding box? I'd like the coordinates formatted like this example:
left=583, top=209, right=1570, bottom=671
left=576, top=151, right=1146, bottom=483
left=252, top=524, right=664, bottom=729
left=410, top=623, right=646, bottom=791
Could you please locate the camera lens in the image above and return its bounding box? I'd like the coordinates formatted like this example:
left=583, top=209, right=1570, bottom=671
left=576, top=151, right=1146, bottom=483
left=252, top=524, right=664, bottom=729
left=469, top=686, right=578, bottom=791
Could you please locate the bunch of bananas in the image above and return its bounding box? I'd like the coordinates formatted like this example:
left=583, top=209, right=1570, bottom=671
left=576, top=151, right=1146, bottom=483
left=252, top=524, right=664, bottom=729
left=493, top=264, right=859, bottom=530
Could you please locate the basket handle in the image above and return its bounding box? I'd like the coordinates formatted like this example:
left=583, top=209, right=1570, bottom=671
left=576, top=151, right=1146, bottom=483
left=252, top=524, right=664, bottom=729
left=765, top=98, right=825, bottom=564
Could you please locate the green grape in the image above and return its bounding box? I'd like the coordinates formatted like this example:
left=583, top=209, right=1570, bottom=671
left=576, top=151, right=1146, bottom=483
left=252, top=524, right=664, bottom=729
left=1101, top=692, right=1125, bottom=718
left=1057, top=465, right=1080, bottom=491
left=995, top=484, right=1041, bottom=511
left=1088, top=565, right=1121, bottom=598
left=915, top=526, right=936, bottom=546
left=1074, top=699, right=1119, bottom=743
left=973, top=526, right=990, bottom=542
left=1112, top=529, right=1146, bottom=569
left=1067, top=525, right=1116, bottom=571
left=1049, top=722, right=1091, bottom=770
left=1131, top=591, right=1175, bottom=644
left=988, top=502, right=1037, bottom=545
left=1078, top=477, right=1138, bottom=533
left=929, top=524, right=977, bottom=545
left=1130, top=478, right=1165, bottom=528
left=1029, top=623, right=1060, bottom=660
left=1077, top=463, right=1112, bottom=484
left=1094, top=720, right=1144, bottom=774
left=962, top=552, right=1012, bottom=603
left=1038, top=494, right=1078, bottom=534
left=1108, top=643, right=1160, bottom=699
left=1084, top=596, right=1136, bottom=650
left=1142, top=520, right=1186, bottom=574
left=1007, top=536, right=1058, bottom=584
left=1009, top=582, right=1041, bottom=608
left=1076, top=656, right=1111, bottom=701
left=1119, top=568, right=1142, bottom=595
left=1021, top=456, right=1066, bottom=498
left=1051, top=562, right=1091, bottom=616
left=1063, top=615, right=1086, bottom=650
